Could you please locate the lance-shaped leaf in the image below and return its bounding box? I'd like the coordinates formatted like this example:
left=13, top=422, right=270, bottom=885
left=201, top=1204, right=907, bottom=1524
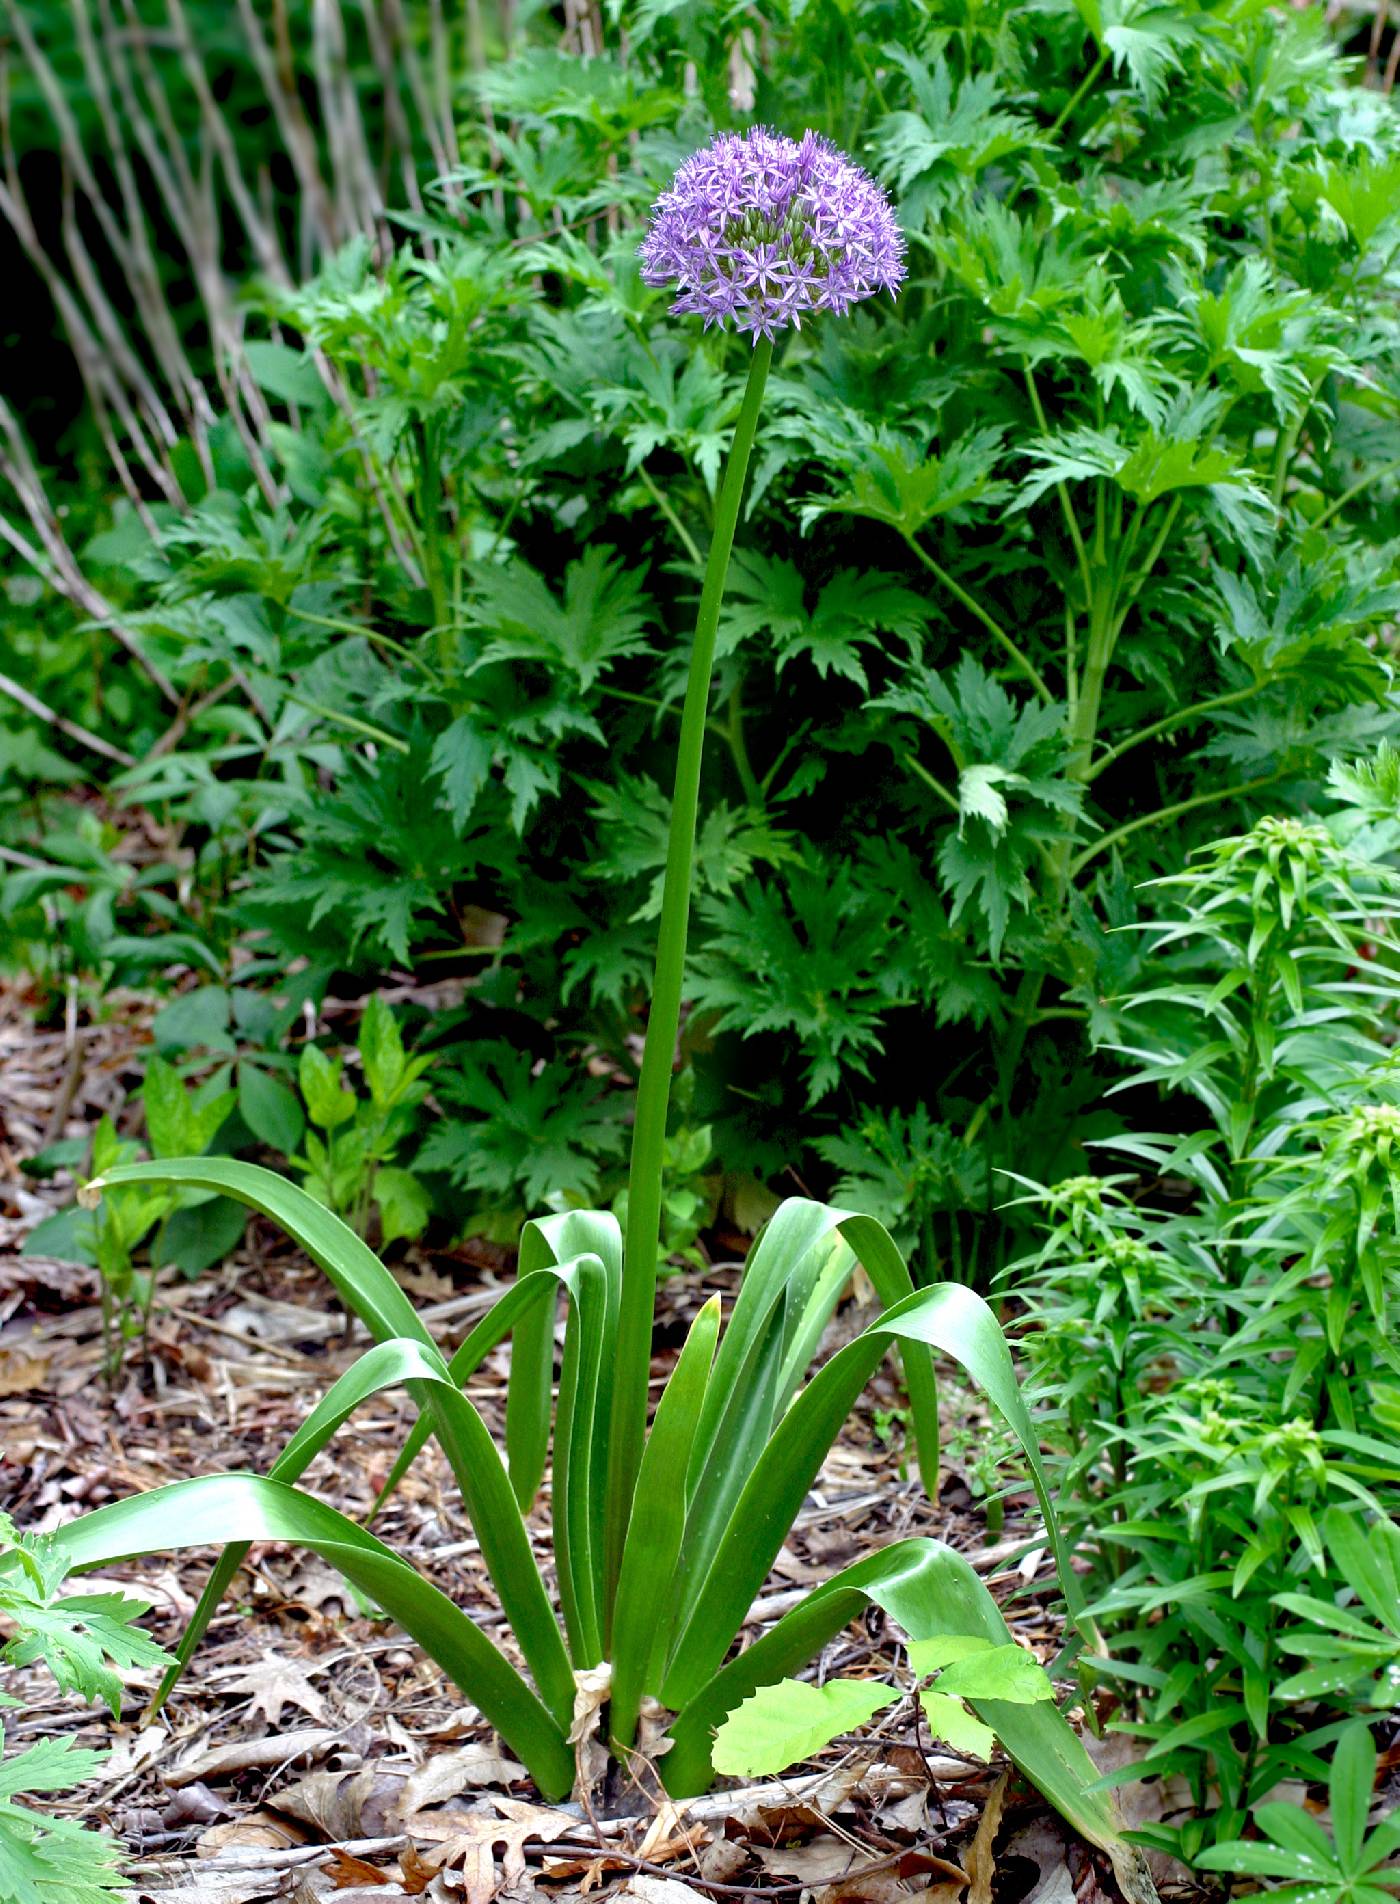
left=85, top=1161, right=577, bottom=1722
left=664, top=1538, right=1123, bottom=1858
left=31, top=1476, right=575, bottom=1801
left=610, top=1296, right=720, bottom=1749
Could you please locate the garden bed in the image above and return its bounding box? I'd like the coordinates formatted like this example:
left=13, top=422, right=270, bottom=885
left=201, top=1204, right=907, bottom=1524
left=1, top=975, right=1145, bottom=1904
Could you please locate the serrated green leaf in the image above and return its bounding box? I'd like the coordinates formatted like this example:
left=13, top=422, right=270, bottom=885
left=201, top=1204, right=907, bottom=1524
left=920, top=1688, right=997, bottom=1760
left=933, top=1642, right=1054, bottom=1704
left=711, top=1676, right=899, bottom=1777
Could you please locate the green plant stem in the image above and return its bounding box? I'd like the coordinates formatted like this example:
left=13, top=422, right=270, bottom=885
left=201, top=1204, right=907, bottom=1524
left=1068, top=569, right=1119, bottom=782
left=1118, top=495, right=1180, bottom=612
left=1024, top=369, right=1094, bottom=616
left=597, top=684, right=732, bottom=751
left=638, top=462, right=704, bottom=569
left=1271, top=375, right=1327, bottom=510
left=285, top=606, right=439, bottom=678
left=726, top=683, right=762, bottom=805
left=283, top=692, right=412, bottom=753
left=1049, top=47, right=1110, bottom=139
left=607, top=336, right=773, bottom=1611
left=901, top=532, right=1053, bottom=704
left=903, top=751, right=961, bottom=815
left=845, top=15, right=890, bottom=115
left=416, top=418, right=453, bottom=673
left=1313, top=455, right=1400, bottom=532
left=996, top=967, right=1047, bottom=1110
left=1086, top=682, right=1263, bottom=782
left=1068, top=771, right=1287, bottom=878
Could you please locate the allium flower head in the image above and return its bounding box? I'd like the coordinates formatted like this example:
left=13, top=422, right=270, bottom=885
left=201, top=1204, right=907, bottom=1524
left=639, top=127, right=905, bottom=342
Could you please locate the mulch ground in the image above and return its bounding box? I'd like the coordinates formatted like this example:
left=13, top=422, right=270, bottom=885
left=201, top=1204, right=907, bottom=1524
left=0, top=975, right=1171, bottom=1904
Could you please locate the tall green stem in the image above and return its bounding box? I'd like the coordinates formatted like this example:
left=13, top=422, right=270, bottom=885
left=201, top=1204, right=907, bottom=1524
left=605, top=336, right=773, bottom=1608
left=1048, top=46, right=1109, bottom=139
left=416, top=417, right=453, bottom=674
left=1068, top=769, right=1287, bottom=878
left=902, top=531, right=1053, bottom=703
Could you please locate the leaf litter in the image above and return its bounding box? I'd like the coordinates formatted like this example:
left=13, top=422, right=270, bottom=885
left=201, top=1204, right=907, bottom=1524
left=0, top=975, right=1169, bottom=1904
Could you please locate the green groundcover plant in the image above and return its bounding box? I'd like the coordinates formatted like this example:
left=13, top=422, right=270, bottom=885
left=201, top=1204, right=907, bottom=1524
left=0, top=1512, right=174, bottom=1900
left=4, top=0, right=1399, bottom=1268
left=1007, top=787, right=1400, bottom=1856
left=1199, top=1723, right=1400, bottom=1904
left=4, top=133, right=1132, bottom=1863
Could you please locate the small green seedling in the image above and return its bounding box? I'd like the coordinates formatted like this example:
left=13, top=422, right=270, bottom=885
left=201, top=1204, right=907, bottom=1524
left=711, top=1632, right=1055, bottom=1778
left=92, top=1056, right=239, bottom=1376
left=294, top=995, right=433, bottom=1244
left=1196, top=1725, right=1400, bottom=1904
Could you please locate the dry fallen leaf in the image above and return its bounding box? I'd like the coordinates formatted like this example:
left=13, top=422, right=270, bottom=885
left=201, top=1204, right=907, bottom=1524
left=539, top=1849, right=628, bottom=1886
left=399, top=1844, right=440, bottom=1895
left=815, top=1877, right=918, bottom=1904
left=569, top=1661, right=613, bottom=1800
left=394, top=1742, right=526, bottom=1818
left=197, top=1811, right=308, bottom=1857
left=103, top=1725, right=171, bottom=1783
left=274, top=1766, right=407, bottom=1841
left=0, top=1348, right=50, bottom=1395
left=170, top=1728, right=338, bottom=1786
left=698, top=1839, right=748, bottom=1885
left=753, top=1838, right=880, bottom=1883
left=963, top=1770, right=1008, bottom=1904
left=324, top=1846, right=393, bottom=1887
left=405, top=1794, right=580, bottom=1904
left=215, top=1654, right=328, bottom=1725
left=636, top=1801, right=704, bottom=1864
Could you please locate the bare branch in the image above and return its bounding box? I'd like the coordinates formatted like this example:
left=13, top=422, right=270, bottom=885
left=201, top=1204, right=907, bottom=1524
left=0, top=669, right=137, bottom=766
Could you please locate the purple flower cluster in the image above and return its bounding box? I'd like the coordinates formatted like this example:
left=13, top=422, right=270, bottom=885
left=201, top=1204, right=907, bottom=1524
left=639, top=127, right=905, bottom=342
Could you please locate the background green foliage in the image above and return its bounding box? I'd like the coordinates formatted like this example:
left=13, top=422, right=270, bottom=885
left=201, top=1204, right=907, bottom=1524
left=1009, top=784, right=1400, bottom=1852
left=5, top=0, right=1399, bottom=1268
left=2, top=0, right=1400, bottom=1876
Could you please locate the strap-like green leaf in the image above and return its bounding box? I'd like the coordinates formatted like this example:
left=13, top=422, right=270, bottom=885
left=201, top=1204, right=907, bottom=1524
left=664, top=1277, right=1092, bottom=1706
left=552, top=1250, right=609, bottom=1665
left=680, top=1202, right=940, bottom=1612
left=670, top=1295, right=786, bottom=1627
left=663, top=1537, right=1122, bottom=1854
left=663, top=1325, right=889, bottom=1706
left=91, top=1159, right=427, bottom=1340
left=89, top=1160, right=579, bottom=1723
left=152, top=1335, right=575, bottom=1731
left=610, top=1296, right=720, bottom=1751
left=690, top=1200, right=847, bottom=1479
left=511, top=1210, right=622, bottom=1510
left=43, top=1476, right=574, bottom=1801
left=370, top=1272, right=565, bottom=1522
left=871, top=1277, right=1096, bottom=1648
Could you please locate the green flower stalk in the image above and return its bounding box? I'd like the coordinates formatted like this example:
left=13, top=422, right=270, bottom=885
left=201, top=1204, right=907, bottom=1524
left=610, top=126, right=907, bottom=1582
left=608, top=333, right=772, bottom=1585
